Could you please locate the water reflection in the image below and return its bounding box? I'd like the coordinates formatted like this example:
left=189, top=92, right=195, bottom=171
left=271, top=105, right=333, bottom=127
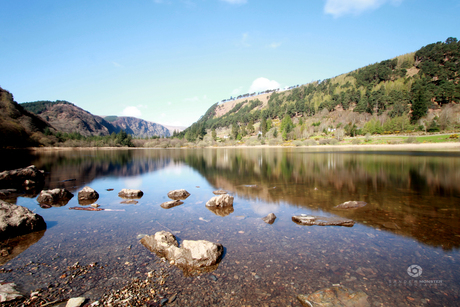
left=0, top=230, right=46, bottom=266
left=6, top=148, right=460, bottom=251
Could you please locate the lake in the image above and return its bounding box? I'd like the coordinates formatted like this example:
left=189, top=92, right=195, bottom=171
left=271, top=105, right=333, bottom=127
left=1, top=147, right=460, bottom=306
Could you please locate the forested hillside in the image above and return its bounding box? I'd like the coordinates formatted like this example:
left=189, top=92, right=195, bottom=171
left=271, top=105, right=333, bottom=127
left=178, top=38, right=460, bottom=142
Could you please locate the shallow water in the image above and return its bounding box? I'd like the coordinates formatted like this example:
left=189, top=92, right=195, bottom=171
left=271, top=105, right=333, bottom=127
left=1, top=148, right=460, bottom=306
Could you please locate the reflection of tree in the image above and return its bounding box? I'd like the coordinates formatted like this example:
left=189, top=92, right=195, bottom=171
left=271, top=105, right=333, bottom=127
left=182, top=148, right=460, bottom=250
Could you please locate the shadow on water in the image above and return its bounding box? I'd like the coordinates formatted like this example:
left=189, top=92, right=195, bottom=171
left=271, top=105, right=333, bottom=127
left=45, top=221, right=58, bottom=229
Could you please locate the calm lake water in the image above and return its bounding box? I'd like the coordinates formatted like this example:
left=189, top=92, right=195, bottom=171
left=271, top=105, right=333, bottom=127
left=1, top=148, right=460, bottom=306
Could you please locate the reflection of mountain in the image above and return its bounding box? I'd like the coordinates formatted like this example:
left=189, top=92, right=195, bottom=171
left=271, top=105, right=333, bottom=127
left=24, top=150, right=184, bottom=190
left=182, top=148, right=460, bottom=250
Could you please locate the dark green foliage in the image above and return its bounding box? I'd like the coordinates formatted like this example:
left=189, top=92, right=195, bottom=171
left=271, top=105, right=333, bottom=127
left=21, top=100, right=72, bottom=114
left=410, top=81, right=430, bottom=123
left=52, top=130, right=134, bottom=146
left=350, top=59, right=398, bottom=88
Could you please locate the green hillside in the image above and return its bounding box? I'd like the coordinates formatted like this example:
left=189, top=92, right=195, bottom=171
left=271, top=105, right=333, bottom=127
left=178, top=37, right=460, bottom=142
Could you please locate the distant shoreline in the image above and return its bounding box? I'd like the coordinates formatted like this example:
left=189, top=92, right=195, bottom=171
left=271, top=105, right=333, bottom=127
left=23, top=142, right=460, bottom=152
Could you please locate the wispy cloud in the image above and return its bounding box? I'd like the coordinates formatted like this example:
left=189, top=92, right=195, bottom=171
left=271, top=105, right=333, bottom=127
left=269, top=42, right=282, bottom=49
left=249, top=77, right=280, bottom=93
left=324, top=0, right=403, bottom=18
left=237, top=32, right=251, bottom=47
left=221, top=0, right=247, bottom=5
left=112, top=62, right=123, bottom=67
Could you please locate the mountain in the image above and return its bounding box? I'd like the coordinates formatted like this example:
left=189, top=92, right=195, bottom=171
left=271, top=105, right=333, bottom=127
left=0, top=87, right=53, bottom=148
left=105, top=116, right=171, bottom=138
left=22, top=101, right=115, bottom=137
left=21, top=102, right=170, bottom=138
left=180, top=37, right=460, bottom=141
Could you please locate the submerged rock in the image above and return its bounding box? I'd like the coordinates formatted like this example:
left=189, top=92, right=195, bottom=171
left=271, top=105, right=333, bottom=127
left=0, top=165, right=45, bottom=189
left=0, top=281, right=23, bottom=303
left=167, top=189, right=190, bottom=200
left=161, top=200, right=184, bottom=209
left=37, top=188, right=74, bottom=206
left=212, top=190, right=228, bottom=195
left=207, top=205, right=234, bottom=217
left=78, top=186, right=99, bottom=202
left=297, top=285, right=369, bottom=307
left=262, top=213, right=276, bottom=224
left=292, top=215, right=355, bottom=227
left=118, top=189, right=143, bottom=199
left=141, top=231, right=223, bottom=270
left=334, top=200, right=367, bottom=209
left=206, top=194, right=234, bottom=207
left=0, top=200, right=46, bottom=241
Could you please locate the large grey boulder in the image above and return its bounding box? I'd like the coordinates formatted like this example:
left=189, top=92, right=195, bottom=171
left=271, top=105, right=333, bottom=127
left=297, top=285, right=369, bottom=307
left=0, top=200, right=46, bottom=240
left=141, top=231, right=223, bottom=269
left=0, top=165, right=45, bottom=189
left=118, top=189, right=143, bottom=199
left=37, top=188, right=74, bottom=206
left=292, top=215, right=355, bottom=227
left=167, top=189, right=190, bottom=200
left=206, top=194, right=234, bottom=207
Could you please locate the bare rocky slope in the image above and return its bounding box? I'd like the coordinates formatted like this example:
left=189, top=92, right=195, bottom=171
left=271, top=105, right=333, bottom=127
left=21, top=101, right=170, bottom=138
left=108, top=116, right=171, bottom=138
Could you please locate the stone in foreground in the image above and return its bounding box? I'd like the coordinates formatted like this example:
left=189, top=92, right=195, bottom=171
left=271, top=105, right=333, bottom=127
left=78, top=186, right=99, bottom=201
left=66, top=297, right=86, bottom=307
left=262, top=213, right=276, bottom=224
left=334, top=200, right=367, bottom=209
left=0, top=200, right=46, bottom=241
left=141, top=231, right=223, bottom=269
left=206, top=194, right=234, bottom=207
left=0, top=281, right=23, bottom=303
left=118, top=189, right=144, bottom=199
left=167, top=189, right=190, bottom=200
left=297, top=285, right=369, bottom=307
left=161, top=200, right=184, bottom=209
left=37, top=188, right=74, bottom=206
left=292, top=215, right=355, bottom=227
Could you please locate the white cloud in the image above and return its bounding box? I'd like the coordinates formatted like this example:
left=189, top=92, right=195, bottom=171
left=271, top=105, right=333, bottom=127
left=120, top=106, right=142, bottom=117
left=249, top=77, right=280, bottom=93
left=112, top=62, right=123, bottom=67
left=221, top=0, right=247, bottom=4
left=269, top=42, right=282, bottom=49
left=324, top=0, right=403, bottom=17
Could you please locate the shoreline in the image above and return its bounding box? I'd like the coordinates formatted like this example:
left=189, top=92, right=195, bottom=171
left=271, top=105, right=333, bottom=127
left=21, top=141, right=460, bottom=152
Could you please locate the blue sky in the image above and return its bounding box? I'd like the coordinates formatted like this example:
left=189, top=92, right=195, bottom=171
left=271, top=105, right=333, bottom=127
left=0, top=0, right=458, bottom=127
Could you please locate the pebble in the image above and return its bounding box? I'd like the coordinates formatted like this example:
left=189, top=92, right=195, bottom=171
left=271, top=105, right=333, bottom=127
left=210, top=275, right=218, bottom=281
left=160, top=298, right=168, bottom=306
left=66, top=297, right=86, bottom=307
